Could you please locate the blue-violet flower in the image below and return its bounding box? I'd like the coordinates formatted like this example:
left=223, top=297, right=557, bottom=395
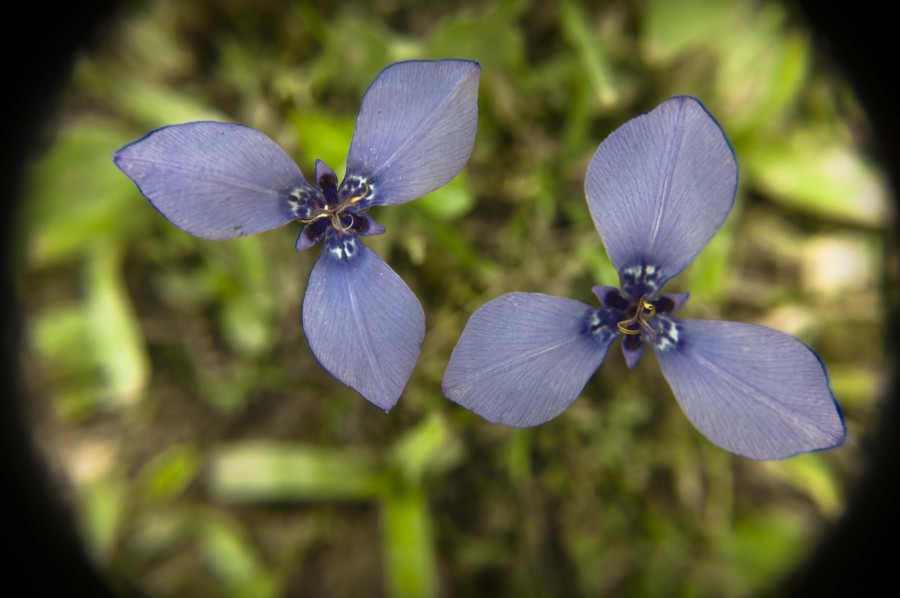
left=115, top=60, right=480, bottom=411
left=442, top=96, right=846, bottom=460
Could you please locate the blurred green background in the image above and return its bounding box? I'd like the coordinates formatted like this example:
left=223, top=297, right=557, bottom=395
left=16, top=0, right=891, bottom=596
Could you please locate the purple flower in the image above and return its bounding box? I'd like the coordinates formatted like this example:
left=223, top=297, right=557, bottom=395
left=115, top=60, right=480, bottom=411
left=443, top=96, right=846, bottom=460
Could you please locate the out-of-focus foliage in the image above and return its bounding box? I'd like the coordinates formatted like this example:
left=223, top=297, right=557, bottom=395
left=19, top=0, right=890, bottom=596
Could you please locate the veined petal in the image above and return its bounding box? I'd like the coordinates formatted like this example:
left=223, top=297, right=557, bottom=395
left=294, top=220, right=325, bottom=252
left=115, top=122, right=315, bottom=239
left=443, top=293, right=618, bottom=427
left=652, top=319, right=847, bottom=460
left=345, top=60, right=480, bottom=207
left=585, top=97, right=737, bottom=291
left=302, top=231, right=425, bottom=410
left=621, top=335, right=645, bottom=369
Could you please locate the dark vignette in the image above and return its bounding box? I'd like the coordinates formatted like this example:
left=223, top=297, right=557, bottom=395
left=782, top=0, right=900, bottom=593
left=1, top=1, right=120, bottom=595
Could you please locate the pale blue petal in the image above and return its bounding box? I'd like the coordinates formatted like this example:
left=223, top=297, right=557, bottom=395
left=659, top=292, right=690, bottom=314
left=345, top=60, right=480, bottom=207
left=115, top=122, right=315, bottom=239
left=652, top=319, right=847, bottom=460
left=355, top=213, right=386, bottom=237
left=294, top=224, right=322, bottom=252
left=443, top=293, right=618, bottom=427
left=585, top=97, right=738, bottom=293
left=621, top=337, right=645, bottom=369
left=302, top=231, right=425, bottom=410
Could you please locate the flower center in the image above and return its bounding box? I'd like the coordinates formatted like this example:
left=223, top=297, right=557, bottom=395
left=617, top=294, right=658, bottom=339
left=306, top=163, right=370, bottom=234
left=314, top=204, right=358, bottom=233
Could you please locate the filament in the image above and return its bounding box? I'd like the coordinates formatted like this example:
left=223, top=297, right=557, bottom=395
left=616, top=295, right=658, bottom=339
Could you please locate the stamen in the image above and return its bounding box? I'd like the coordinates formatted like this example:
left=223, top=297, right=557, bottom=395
left=301, top=212, right=330, bottom=225
left=638, top=318, right=658, bottom=340
left=616, top=294, right=658, bottom=339
left=348, top=181, right=370, bottom=204
left=304, top=180, right=368, bottom=233
left=618, top=321, right=641, bottom=335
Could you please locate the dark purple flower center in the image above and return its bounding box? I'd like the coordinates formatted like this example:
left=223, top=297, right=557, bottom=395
left=306, top=163, right=370, bottom=236
left=595, top=288, right=679, bottom=339
left=291, top=162, right=380, bottom=254
left=616, top=294, right=657, bottom=338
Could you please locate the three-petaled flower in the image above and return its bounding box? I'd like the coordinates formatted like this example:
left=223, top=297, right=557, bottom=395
left=115, top=60, right=480, bottom=411
left=443, top=96, right=846, bottom=460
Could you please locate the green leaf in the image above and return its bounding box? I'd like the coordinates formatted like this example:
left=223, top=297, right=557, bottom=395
left=680, top=202, right=739, bottom=304
left=111, top=78, right=227, bottom=128
left=85, top=242, right=150, bottom=408
left=135, top=444, right=202, bottom=503
left=762, top=454, right=843, bottom=515
left=560, top=0, right=618, bottom=107
left=81, top=475, right=127, bottom=564
left=217, top=236, right=278, bottom=357
left=719, top=31, right=809, bottom=133
left=23, top=119, right=146, bottom=266
left=128, top=509, right=193, bottom=559
left=29, top=241, right=150, bottom=415
left=713, top=510, right=806, bottom=589
left=382, top=487, right=437, bottom=598
left=197, top=511, right=282, bottom=598
left=288, top=111, right=355, bottom=174
left=390, top=414, right=463, bottom=484
left=415, top=173, right=474, bottom=220
left=744, top=129, right=889, bottom=225
left=31, top=306, right=102, bottom=419
left=208, top=442, right=381, bottom=502
left=429, top=0, right=527, bottom=73
left=643, top=0, right=735, bottom=62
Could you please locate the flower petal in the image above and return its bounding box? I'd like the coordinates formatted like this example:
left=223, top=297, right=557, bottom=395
left=443, top=293, right=618, bottom=427
left=114, top=122, right=315, bottom=239
left=652, top=319, right=847, bottom=460
left=585, top=97, right=738, bottom=293
left=345, top=60, right=480, bottom=207
left=302, top=231, right=425, bottom=411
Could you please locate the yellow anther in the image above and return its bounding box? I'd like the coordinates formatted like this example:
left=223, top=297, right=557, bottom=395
left=301, top=212, right=329, bottom=225
left=346, top=182, right=369, bottom=205
left=618, top=322, right=641, bottom=335
left=616, top=295, right=657, bottom=338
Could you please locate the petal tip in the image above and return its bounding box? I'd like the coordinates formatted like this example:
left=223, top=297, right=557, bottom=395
left=364, top=391, right=401, bottom=413
left=301, top=238, right=424, bottom=413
